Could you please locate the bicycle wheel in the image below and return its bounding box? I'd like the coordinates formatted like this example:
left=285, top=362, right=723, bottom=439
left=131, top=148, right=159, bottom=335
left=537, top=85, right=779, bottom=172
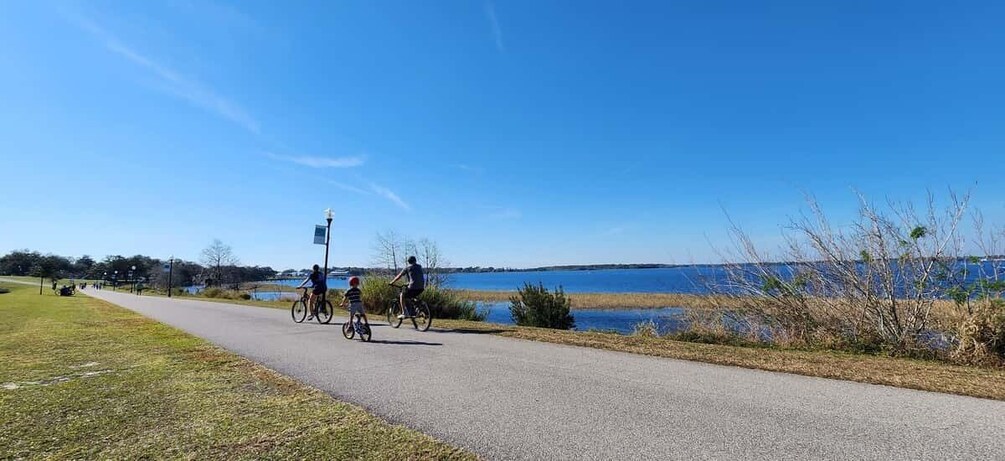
left=359, top=322, right=371, bottom=342
left=291, top=299, right=307, bottom=323
left=413, top=301, right=432, bottom=331
left=387, top=302, right=403, bottom=328
left=342, top=320, right=354, bottom=339
left=316, top=300, right=334, bottom=324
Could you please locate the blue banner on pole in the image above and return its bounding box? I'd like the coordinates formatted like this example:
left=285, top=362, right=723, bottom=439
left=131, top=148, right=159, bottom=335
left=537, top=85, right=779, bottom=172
left=314, top=225, right=326, bottom=245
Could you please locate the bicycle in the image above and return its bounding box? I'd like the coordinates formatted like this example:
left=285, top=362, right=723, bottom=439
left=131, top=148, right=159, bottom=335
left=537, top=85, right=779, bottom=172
left=386, top=283, right=432, bottom=331
left=291, top=287, right=333, bottom=324
left=342, top=312, right=372, bottom=341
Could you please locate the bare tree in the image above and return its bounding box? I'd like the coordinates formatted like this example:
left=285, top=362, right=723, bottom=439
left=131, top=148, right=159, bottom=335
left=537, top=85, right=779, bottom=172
left=418, top=237, right=450, bottom=287
left=201, top=239, right=238, bottom=286
left=372, top=230, right=410, bottom=271
left=372, top=232, right=451, bottom=286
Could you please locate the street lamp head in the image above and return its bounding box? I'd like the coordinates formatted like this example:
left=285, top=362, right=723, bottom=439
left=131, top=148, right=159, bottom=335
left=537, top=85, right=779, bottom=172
left=131, top=265, right=136, bottom=271
left=324, top=208, right=334, bottom=222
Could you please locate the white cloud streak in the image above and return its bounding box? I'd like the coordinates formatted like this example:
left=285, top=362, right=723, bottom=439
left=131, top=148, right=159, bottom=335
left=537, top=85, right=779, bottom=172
left=265, top=152, right=365, bottom=168
left=72, top=16, right=260, bottom=134
left=484, top=1, right=505, bottom=52
left=369, top=183, right=410, bottom=210
left=326, top=179, right=370, bottom=195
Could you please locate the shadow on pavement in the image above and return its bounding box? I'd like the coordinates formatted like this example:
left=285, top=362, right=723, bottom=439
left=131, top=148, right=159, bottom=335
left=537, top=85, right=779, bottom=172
left=433, top=328, right=509, bottom=335
left=367, top=339, right=443, bottom=346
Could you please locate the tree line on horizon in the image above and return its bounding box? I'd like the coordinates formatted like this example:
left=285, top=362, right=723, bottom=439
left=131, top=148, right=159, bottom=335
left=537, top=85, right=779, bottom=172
left=0, top=242, right=276, bottom=289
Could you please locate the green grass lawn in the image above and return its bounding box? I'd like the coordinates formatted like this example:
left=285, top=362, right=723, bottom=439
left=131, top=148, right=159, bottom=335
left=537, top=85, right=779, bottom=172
left=0, top=282, right=473, bottom=459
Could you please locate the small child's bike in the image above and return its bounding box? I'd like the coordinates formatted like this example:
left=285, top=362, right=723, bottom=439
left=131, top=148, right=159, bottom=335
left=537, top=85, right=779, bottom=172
left=342, top=313, right=372, bottom=342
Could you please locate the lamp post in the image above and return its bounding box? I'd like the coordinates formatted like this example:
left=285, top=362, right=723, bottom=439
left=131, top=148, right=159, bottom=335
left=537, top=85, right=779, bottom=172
left=323, top=208, right=334, bottom=286
left=129, top=265, right=136, bottom=293
left=113, top=270, right=118, bottom=291
left=167, top=256, right=174, bottom=298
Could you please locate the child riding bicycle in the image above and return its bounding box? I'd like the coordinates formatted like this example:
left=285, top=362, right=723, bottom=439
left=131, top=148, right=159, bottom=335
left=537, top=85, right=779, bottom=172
left=341, top=276, right=368, bottom=328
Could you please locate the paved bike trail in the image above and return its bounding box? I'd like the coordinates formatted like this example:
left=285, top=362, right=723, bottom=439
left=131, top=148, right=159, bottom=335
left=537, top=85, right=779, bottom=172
left=81, top=289, right=1005, bottom=460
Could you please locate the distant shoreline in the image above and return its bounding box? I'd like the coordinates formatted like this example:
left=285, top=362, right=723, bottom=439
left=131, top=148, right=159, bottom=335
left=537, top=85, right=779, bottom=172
left=269, top=257, right=1005, bottom=278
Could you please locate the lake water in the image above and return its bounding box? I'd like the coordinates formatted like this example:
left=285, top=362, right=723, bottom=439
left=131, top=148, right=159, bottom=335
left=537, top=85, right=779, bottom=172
left=478, top=302, right=688, bottom=335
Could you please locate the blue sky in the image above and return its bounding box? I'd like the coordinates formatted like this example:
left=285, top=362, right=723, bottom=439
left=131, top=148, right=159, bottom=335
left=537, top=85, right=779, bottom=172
left=2, top=0, right=1004, bottom=269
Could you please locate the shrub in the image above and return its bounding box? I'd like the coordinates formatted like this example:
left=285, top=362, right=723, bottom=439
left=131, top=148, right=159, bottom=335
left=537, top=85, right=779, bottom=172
left=0, top=287, right=9, bottom=294
left=201, top=288, right=246, bottom=300
left=953, top=299, right=1005, bottom=365
left=509, top=283, right=575, bottom=329
left=419, top=288, right=486, bottom=321
left=360, top=276, right=398, bottom=315
left=202, top=287, right=227, bottom=299
left=359, top=275, right=485, bottom=320
left=631, top=320, right=659, bottom=338
left=709, top=189, right=1005, bottom=362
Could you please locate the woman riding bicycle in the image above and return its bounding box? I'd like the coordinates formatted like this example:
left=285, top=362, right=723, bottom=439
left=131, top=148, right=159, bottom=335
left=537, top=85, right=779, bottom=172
left=389, top=256, right=424, bottom=319
left=297, top=264, right=327, bottom=320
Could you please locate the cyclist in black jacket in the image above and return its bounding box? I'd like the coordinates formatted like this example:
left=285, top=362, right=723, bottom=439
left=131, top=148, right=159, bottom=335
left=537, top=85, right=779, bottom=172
left=297, top=264, right=327, bottom=320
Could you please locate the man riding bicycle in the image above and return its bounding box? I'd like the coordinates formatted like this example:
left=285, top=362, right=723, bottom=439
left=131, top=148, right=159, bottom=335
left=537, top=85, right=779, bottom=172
left=297, top=264, right=327, bottom=320
left=389, top=256, right=424, bottom=319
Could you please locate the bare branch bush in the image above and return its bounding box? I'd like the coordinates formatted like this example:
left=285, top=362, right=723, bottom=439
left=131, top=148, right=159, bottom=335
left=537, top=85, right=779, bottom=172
left=711, top=190, right=1005, bottom=362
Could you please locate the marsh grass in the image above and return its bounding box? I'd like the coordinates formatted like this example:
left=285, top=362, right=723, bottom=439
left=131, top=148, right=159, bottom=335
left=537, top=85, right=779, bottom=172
left=0, top=282, right=472, bottom=459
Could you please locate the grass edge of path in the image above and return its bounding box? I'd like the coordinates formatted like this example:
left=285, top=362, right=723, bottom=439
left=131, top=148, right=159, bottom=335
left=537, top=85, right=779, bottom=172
left=0, top=282, right=476, bottom=460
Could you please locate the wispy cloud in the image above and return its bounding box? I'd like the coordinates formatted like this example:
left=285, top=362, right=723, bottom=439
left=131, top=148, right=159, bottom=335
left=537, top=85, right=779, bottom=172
left=265, top=152, right=365, bottom=168
left=369, top=183, right=410, bottom=210
left=483, top=1, right=505, bottom=52
left=326, top=179, right=370, bottom=195
left=71, top=15, right=260, bottom=133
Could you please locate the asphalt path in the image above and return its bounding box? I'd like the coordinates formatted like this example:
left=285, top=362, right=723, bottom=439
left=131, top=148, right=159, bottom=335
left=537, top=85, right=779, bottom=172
left=78, top=288, right=1005, bottom=460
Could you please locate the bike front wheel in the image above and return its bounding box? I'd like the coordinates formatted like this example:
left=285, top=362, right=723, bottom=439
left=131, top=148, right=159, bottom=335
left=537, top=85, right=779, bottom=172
left=342, top=320, right=355, bottom=339
left=387, top=302, right=403, bottom=328
left=316, top=300, right=334, bottom=324
left=412, top=301, right=432, bottom=331
left=291, top=299, right=307, bottom=323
